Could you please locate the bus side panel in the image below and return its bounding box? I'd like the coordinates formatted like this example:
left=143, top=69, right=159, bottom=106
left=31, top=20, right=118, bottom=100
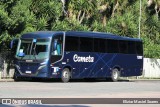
left=61, top=52, right=143, bottom=79
left=90, top=53, right=108, bottom=78
left=63, top=52, right=106, bottom=79
left=124, top=54, right=143, bottom=77
left=61, top=52, right=112, bottom=79
left=76, top=52, right=98, bottom=78
left=110, top=54, right=143, bottom=77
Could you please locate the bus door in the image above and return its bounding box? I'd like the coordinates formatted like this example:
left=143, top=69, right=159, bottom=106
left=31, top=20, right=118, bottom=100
left=50, top=34, right=64, bottom=77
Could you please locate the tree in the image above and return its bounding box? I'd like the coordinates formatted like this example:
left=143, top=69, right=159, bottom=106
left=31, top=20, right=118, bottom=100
left=0, top=0, right=159, bottom=58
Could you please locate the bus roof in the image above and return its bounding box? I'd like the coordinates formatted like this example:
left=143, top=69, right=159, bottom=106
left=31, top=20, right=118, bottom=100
left=21, top=31, right=62, bottom=38
left=21, top=31, right=142, bottom=42
left=66, top=31, right=142, bottom=42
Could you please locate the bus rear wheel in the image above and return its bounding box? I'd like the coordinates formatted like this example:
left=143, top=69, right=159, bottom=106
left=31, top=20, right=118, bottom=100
left=61, top=68, right=71, bottom=83
left=111, top=68, right=120, bottom=82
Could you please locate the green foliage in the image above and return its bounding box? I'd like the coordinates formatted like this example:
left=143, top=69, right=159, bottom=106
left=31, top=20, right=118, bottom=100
left=0, top=0, right=159, bottom=58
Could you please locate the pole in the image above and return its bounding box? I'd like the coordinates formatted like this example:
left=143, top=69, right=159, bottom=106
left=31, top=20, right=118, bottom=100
left=138, top=0, right=142, bottom=39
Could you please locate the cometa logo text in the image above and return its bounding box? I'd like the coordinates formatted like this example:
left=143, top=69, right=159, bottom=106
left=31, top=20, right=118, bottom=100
left=73, top=54, right=94, bottom=62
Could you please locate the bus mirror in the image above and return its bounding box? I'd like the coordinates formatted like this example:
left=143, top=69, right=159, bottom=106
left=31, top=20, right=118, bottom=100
left=10, top=39, right=19, bottom=49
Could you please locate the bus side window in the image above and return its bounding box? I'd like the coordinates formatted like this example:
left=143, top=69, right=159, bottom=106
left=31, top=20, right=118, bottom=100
left=136, top=42, right=143, bottom=55
left=52, top=43, right=62, bottom=55
left=52, top=35, right=63, bottom=55
left=94, top=38, right=99, bottom=52
left=50, top=34, right=64, bottom=63
left=65, top=36, right=79, bottom=52
left=80, top=37, right=94, bottom=52
left=98, top=39, right=106, bottom=53
left=52, top=39, right=58, bottom=55
left=57, top=44, right=61, bottom=55
left=128, top=41, right=136, bottom=54
left=108, top=39, right=119, bottom=53
left=119, top=40, right=128, bottom=54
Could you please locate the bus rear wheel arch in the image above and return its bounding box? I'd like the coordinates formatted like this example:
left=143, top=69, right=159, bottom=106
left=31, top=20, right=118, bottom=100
left=111, top=68, right=120, bottom=82
left=61, top=68, right=71, bottom=83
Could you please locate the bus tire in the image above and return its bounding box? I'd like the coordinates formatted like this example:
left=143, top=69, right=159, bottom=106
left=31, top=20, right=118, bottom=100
left=61, top=68, right=71, bottom=83
left=13, top=73, right=20, bottom=82
left=111, top=68, right=120, bottom=82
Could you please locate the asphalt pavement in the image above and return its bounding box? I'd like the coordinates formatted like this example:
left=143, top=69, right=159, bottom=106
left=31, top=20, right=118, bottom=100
left=0, top=79, right=160, bottom=107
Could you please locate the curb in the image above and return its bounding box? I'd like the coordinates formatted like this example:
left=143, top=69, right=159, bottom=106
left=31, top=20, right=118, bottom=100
left=129, top=79, right=160, bottom=81
left=0, top=79, right=14, bottom=82
left=0, top=78, right=160, bottom=82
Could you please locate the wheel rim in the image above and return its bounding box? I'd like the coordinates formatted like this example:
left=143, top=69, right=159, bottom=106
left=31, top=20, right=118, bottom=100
left=113, top=71, right=118, bottom=79
left=63, top=71, right=69, bottom=79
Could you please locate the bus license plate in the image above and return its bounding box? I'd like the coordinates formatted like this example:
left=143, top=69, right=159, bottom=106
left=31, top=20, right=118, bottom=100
left=26, top=71, right=31, bottom=74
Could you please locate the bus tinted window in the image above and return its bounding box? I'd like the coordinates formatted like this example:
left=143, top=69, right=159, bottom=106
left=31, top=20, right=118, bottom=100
left=65, top=36, right=79, bottom=51
left=108, top=39, right=119, bottom=53
left=94, top=38, right=99, bottom=52
left=80, top=37, right=93, bottom=52
left=128, top=41, right=136, bottom=54
left=99, top=39, right=106, bottom=53
left=119, top=40, right=128, bottom=54
left=94, top=38, right=106, bottom=53
left=136, top=42, right=143, bottom=55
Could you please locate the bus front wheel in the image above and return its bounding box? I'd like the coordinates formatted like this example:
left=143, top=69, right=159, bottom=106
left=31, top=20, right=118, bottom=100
left=111, top=68, right=120, bottom=82
left=13, top=73, right=21, bottom=82
left=61, top=68, right=71, bottom=83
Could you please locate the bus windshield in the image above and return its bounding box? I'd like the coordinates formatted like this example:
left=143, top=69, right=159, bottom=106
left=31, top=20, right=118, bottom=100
left=16, top=38, right=50, bottom=60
